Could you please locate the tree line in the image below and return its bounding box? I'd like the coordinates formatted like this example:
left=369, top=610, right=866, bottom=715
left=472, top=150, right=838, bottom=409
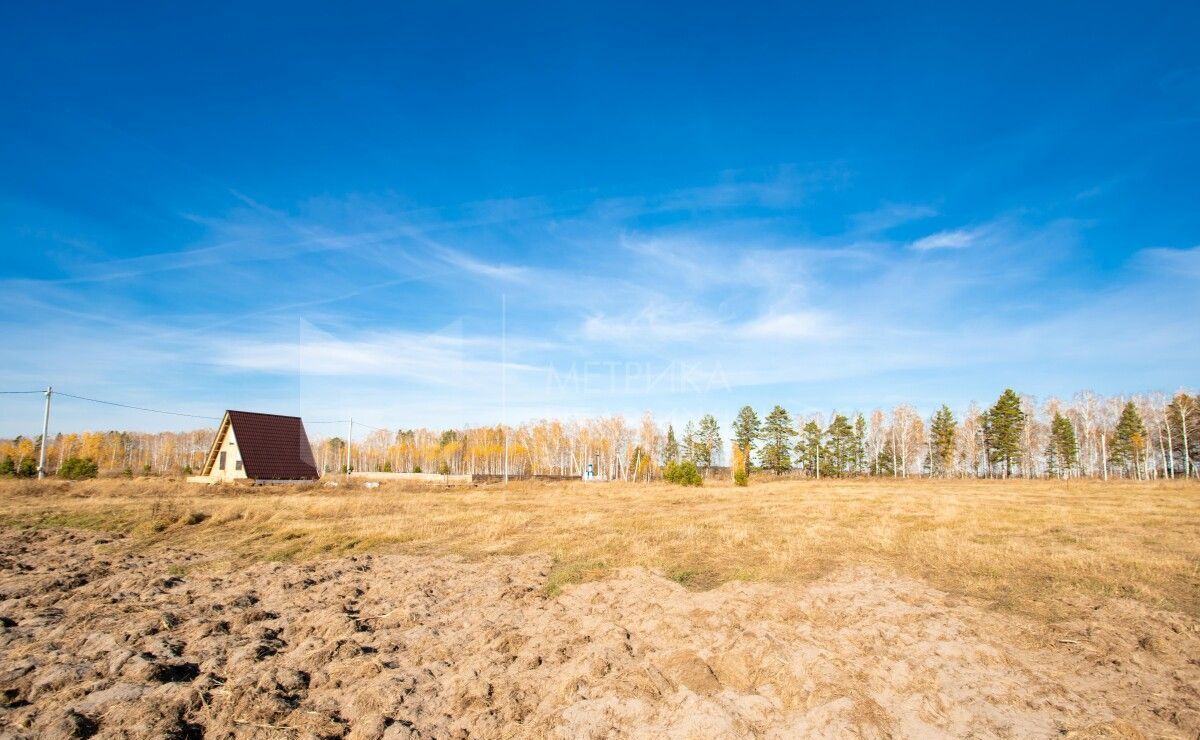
left=0, top=430, right=213, bottom=479
left=2, top=389, right=1197, bottom=481
left=726, top=390, right=1198, bottom=480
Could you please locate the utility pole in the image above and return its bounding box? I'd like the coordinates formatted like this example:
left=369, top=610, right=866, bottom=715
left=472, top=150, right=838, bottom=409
left=37, top=386, right=52, bottom=480
left=1101, top=433, right=1108, bottom=481
left=347, top=417, right=353, bottom=476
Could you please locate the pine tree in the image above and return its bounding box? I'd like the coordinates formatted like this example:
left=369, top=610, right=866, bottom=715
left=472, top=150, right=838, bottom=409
left=824, top=414, right=855, bottom=476
left=732, top=406, right=761, bottom=469
left=664, top=424, right=680, bottom=464
left=852, top=413, right=867, bottom=474
left=797, top=420, right=825, bottom=477
left=984, top=389, right=1025, bottom=477
left=760, top=405, right=795, bottom=474
left=1111, top=401, right=1146, bottom=477
left=1046, top=412, right=1078, bottom=478
left=696, top=414, right=722, bottom=469
left=929, top=405, right=957, bottom=476
left=682, top=421, right=699, bottom=465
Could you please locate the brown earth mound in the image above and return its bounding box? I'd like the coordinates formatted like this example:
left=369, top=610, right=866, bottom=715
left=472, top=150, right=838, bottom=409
left=0, top=528, right=1197, bottom=739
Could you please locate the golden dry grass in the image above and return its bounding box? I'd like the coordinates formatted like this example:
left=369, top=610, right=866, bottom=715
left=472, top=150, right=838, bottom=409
left=1, top=476, right=1197, bottom=621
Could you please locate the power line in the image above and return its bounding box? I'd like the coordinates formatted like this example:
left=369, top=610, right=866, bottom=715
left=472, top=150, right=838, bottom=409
left=10, top=387, right=390, bottom=430
left=52, top=392, right=220, bottom=420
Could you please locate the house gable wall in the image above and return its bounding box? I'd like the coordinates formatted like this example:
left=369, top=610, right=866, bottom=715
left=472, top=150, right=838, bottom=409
left=210, top=426, right=248, bottom=481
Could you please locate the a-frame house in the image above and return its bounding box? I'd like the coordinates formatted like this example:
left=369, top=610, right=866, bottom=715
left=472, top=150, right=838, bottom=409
left=188, top=410, right=320, bottom=484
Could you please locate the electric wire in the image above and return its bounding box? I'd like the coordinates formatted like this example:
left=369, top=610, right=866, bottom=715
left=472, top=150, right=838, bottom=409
left=51, top=392, right=221, bottom=420
left=5, top=389, right=387, bottom=430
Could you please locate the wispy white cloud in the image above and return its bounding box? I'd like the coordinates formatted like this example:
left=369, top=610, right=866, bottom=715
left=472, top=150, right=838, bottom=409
left=910, top=227, right=980, bottom=251
left=432, top=245, right=528, bottom=281
left=581, top=305, right=718, bottom=343
left=214, top=333, right=489, bottom=382
left=850, top=203, right=938, bottom=235
left=741, top=310, right=842, bottom=340
left=581, top=301, right=844, bottom=345
left=1135, top=245, right=1200, bottom=277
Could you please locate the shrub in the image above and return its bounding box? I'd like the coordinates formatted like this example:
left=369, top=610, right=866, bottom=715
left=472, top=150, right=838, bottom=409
left=59, top=457, right=99, bottom=480
left=733, top=467, right=749, bottom=487
left=122, top=466, right=133, bottom=478
left=663, top=461, right=679, bottom=483
left=381, top=461, right=393, bottom=473
left=0, top=456, right=14, bottom=477
left=437, top=461, right=451, bottom=475
left=412, top=465, right=422, bottom=474
left=142, top=464, right=153, bottom=476
left=182, top=465, right=193, bottom=475
left=664, top=460, right=702, bottom=487
left=17, top=458, right=37, bottom=478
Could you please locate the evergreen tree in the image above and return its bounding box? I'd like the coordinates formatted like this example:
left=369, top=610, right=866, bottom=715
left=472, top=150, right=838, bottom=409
left=929, top=404, right=957, bottom=476
left=682, top=421, right=700, bottom=465
left=760, top=405, right=795, bottom=474
left=696, top=414, right=722, bottom=468
left=59, top=457, right=98, bottom=480
left=876, top=437, right=899, bottom=476
left=824, top=414, right=855, bottom=476
left=797, top=420, right=825, bottom=477
left=1046, top=412, right=1078, bottom=478
left=663, top=459, right=703, bottom=486
left=852, top=413, right=867, bottom=474
left=664, top=424, right=680, bottom=464
left=984, top=389, right=1025, bottom=477
left=1111, top=401, right=1146, bottom=477
left=732, top=406, right=761, bottom=468
left=0, top=456, right=14, bottom=477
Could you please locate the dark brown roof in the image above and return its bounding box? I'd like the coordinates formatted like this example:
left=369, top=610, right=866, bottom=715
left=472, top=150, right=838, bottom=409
left=226, top=410, right=319, bottom=480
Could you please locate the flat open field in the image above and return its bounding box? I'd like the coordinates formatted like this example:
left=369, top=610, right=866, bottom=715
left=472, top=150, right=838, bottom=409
left=1, top=477, right=1198, bottom=738
left=1, top=477, right=1197, bottom=621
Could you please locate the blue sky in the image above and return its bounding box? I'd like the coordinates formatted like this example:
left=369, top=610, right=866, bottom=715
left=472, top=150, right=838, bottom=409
left=2, top=1, right=1198, bottom=435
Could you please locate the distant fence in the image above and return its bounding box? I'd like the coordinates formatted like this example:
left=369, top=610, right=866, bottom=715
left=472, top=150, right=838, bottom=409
left=349, top=471, right=471, bottom=485
left=470, top=473, right=580, bottom=483
left=472, top=470, right=734, bottom=483
left=351, top=469, right=735, bottom=485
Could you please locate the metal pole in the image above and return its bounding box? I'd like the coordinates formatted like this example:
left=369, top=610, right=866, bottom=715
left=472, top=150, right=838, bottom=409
left=37, top=386, right=51, bottom=480
left=347, top=417, right=353, bottom=476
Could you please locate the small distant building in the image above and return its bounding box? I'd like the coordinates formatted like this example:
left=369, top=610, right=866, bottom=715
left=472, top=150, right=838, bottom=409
left=187, top=410, right=320, bottom=484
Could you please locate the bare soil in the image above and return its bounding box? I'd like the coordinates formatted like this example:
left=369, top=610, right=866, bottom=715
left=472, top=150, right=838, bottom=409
left=0, top=527, right=1197, bottom=739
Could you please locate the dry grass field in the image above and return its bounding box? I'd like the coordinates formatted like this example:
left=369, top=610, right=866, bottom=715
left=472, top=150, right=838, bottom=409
left=0, top=476, right=1196, bottom=622
left=3, top=476, right=1200, bottom=737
